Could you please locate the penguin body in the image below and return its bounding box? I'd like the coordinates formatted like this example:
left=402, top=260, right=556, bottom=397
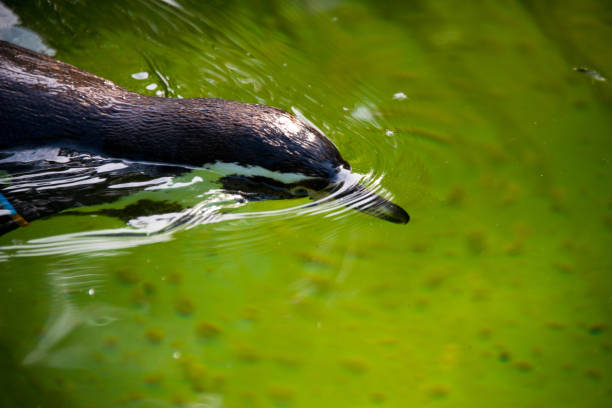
left=0, top=40, right=409, bottom=226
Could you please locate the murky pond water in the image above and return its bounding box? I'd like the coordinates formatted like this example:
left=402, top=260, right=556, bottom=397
left=1, top=1, right=611, bottom=407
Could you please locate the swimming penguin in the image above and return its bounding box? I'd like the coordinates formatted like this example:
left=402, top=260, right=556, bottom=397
left=0, top=40, right=409, bottom=226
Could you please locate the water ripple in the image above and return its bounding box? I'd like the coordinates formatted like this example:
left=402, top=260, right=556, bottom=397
left=0, top=148, right=397, bottom=259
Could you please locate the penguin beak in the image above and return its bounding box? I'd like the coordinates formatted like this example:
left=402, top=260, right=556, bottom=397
left=354, top=189, right=410, bottom=224
left=314, top=183, right=410, bottom=224
left=219, top=173, right=410, bottom=224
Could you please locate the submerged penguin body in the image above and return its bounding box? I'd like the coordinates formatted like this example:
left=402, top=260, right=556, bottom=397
left=0, top=40, right=409, bottom=225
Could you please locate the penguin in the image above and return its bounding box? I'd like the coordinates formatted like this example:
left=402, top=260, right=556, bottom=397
left=0, top=40, right=409, bottom=228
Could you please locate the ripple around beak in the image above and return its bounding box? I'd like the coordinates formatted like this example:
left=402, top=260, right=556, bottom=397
left=308, top=168, right=410, bottom=224
left=342, top=186, right=409, bottom=223
left=322, top=182, right=410, bottom=224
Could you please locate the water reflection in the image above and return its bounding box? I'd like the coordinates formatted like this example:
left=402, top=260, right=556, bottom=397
left=0, top=147, right=398, bottom=258
left=0, top=1, right=55, bottom=55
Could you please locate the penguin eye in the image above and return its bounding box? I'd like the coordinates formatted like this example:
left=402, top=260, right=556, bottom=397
left=290, top=186, right=309, bottom=197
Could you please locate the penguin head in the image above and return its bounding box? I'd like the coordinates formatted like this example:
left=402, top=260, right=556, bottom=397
left=185, top=100, right=410, bottom=224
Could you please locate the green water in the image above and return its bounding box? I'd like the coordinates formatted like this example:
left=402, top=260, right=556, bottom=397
left=1, top=0, right=611, bottom=407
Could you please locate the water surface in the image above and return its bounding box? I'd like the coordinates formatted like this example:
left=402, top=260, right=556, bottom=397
left=0, top=1, right=611, bottom=407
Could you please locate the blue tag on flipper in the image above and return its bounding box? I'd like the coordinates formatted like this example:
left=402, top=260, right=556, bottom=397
left=0, top=192, right=16, bottom=215
left=0, top=192, right=29, bottom=226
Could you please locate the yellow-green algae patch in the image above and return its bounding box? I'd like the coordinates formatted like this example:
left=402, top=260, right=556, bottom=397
left=0, top=1, right=610, bottom=408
